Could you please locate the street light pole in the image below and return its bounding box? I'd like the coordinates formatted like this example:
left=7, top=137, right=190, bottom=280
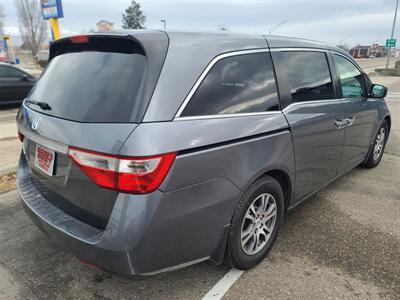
left=161, top=19, right=167, bottom=30
left=386, top=0, right=399, bottom=68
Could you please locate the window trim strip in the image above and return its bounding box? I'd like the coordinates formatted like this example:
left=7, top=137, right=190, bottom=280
left=269, top=47, right=328, bottom=53
left=282, top=99, right=343, bottom=113
left=173, top=48, right=271, bottom=120
left=175, top=111, right=282, bottom=121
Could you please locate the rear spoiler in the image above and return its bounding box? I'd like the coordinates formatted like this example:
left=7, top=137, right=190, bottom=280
left=49, top=34, right=146, bottom=61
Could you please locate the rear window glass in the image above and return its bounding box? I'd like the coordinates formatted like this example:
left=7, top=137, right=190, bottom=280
left=27, top=51, right=146, bottom=123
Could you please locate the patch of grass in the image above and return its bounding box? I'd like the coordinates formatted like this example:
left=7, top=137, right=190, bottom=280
left=0, top=172, right=16, bottom=194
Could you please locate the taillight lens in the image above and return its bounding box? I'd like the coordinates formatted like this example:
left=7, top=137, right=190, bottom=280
left=68, top=147, right=176, bottom=194
left=69, top=35, right=89, bottom=44
left=18, top=131, right=24, bottom=142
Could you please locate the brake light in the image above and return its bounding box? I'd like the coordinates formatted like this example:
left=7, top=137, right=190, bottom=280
left=69, top=35, right=89, bottom=44
left=18, top=131, right=24, bottom=142
left=68, top=146, right=176, bottom=194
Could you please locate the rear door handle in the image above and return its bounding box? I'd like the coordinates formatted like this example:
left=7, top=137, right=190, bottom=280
left=334, top=119, right=347, bottom=129
left=345, top=116, right=356, bottom=127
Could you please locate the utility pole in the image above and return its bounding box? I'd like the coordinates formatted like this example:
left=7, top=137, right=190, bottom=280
left=386, top=0, right=399, bottom=68
left=161, top=19, right=166, bottom=30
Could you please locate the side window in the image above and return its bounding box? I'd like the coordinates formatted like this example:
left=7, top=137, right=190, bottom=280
left=279, top=51, right=334, bottom=102
left=334, top=55, right=364, bottom=98
left=0, top=66, right=9, bottom=78
left=180, top=52, right=279, bottom=117
left=0, top=66, right=24, bottom=78
left=7, top=68, right=24, bottom=78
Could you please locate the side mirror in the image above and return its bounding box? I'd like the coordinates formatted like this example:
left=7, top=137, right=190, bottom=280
left=370, top=84, right=387, bottom=98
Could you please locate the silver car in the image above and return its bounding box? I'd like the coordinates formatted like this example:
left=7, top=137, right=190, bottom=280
left=16, top=31, right=390, bottom=276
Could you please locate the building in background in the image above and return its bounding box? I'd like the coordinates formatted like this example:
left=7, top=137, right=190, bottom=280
left=96, top=20, right=114, bottom=32
left=350, top=44, right=387, bottom=58
left=370, top=44, right=387, bottom=58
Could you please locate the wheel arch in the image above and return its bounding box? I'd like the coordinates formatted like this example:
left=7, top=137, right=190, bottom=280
left=264, top=169, right=292, bottom=211
left=243, top=168, right=293, bottom=211
left=210, top=168, right=293, bottom=265
left=384, top=115, right=391, bottom=134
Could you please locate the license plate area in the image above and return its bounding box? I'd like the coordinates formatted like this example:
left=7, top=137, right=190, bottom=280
left=34, top=144, right=55, bottom=176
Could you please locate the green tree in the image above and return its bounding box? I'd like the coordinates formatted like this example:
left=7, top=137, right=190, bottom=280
left=122, top=1, right=146, bottom=29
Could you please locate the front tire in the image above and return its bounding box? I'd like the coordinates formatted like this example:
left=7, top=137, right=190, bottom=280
left=363, top=120, right=388, bottom=168
left=225, top=176, right=284, bottom=269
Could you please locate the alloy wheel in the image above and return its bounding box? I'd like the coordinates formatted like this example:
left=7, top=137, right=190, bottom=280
left=240, top=193, right=277, bottom=255
left=373, top=127, right=385, bottom=161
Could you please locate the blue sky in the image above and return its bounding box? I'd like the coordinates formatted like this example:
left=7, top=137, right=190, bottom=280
left=2, top=0, right=399, bottom=46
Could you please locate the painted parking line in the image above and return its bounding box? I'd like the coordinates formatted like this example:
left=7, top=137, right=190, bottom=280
left=202, top=268, right=244, bottom=300
left=386, top=94, right=400, bottom=100
left=0, top=113, right=18, bottom=118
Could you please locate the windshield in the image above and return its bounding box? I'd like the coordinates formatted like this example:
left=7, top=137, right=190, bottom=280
left=27, top=51, right=146, bottom=123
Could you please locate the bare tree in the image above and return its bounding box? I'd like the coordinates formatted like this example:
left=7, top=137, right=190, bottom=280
left=14, top=0, right=47, bottom=57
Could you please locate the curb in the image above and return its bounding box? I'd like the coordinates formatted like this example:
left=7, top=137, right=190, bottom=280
left=0, top=164, right=17, bottom=176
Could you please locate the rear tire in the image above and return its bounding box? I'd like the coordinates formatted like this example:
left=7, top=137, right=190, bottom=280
left=225, top=176, right=284, bottom=269
left=362, top=120, right=388, bottom=168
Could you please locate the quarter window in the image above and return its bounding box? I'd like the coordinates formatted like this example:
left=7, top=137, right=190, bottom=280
left=279, top=51, right=334, bottom=102
left=334, top=55, right=364, bottom=98
left=180, top=52, right=279, bottom=117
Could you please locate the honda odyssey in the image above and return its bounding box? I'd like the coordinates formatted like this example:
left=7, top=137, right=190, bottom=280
left=16, top=31, right=390, bottom=275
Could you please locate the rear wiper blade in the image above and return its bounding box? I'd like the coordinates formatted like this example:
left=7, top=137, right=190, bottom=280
left=24, top=99, right=52, bottom=111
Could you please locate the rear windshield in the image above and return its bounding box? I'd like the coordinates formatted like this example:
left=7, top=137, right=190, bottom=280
left=27, top=50, right=146, bottom=123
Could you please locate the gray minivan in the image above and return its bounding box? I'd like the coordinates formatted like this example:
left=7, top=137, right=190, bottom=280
left=16, top=31, right=390, bottom=276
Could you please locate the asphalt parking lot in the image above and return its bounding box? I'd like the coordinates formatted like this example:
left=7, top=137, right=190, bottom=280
left=0, top=76, right=399, bottom=299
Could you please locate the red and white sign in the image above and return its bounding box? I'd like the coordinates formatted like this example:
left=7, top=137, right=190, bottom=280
left=34, top=144, right=55, bottom=176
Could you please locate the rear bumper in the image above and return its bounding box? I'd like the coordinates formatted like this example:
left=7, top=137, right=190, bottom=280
left=17, top=154, right=136, bottom=275
left=17, top=153, right=240, bottom=275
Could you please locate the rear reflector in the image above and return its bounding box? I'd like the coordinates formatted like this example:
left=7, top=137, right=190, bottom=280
left=79, top=259, right=101, bottom=271
left=68, top=146, right=176, bottom=194
left=69, top=35, right=89, bottom=44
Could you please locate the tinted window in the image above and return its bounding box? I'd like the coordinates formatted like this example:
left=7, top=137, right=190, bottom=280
left=7, top=67, right=25, bottom=77
left=27, top=51, right=146, bottom=123
left=0, top=66, right=8, bottom=77
left=279, top=51, right=334, bottom=102
left=181, top=53, right=279, bottom=117
left=0, top=66, right=24, bottom=78
left=334, top=55, right=364, bottom=98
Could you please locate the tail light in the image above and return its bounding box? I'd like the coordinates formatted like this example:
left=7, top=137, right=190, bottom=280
left=69, top=35, right=89, bottom=44
left=18, top=131, right=24, bottom=142
left=68, top=146, right=176, bottom=194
